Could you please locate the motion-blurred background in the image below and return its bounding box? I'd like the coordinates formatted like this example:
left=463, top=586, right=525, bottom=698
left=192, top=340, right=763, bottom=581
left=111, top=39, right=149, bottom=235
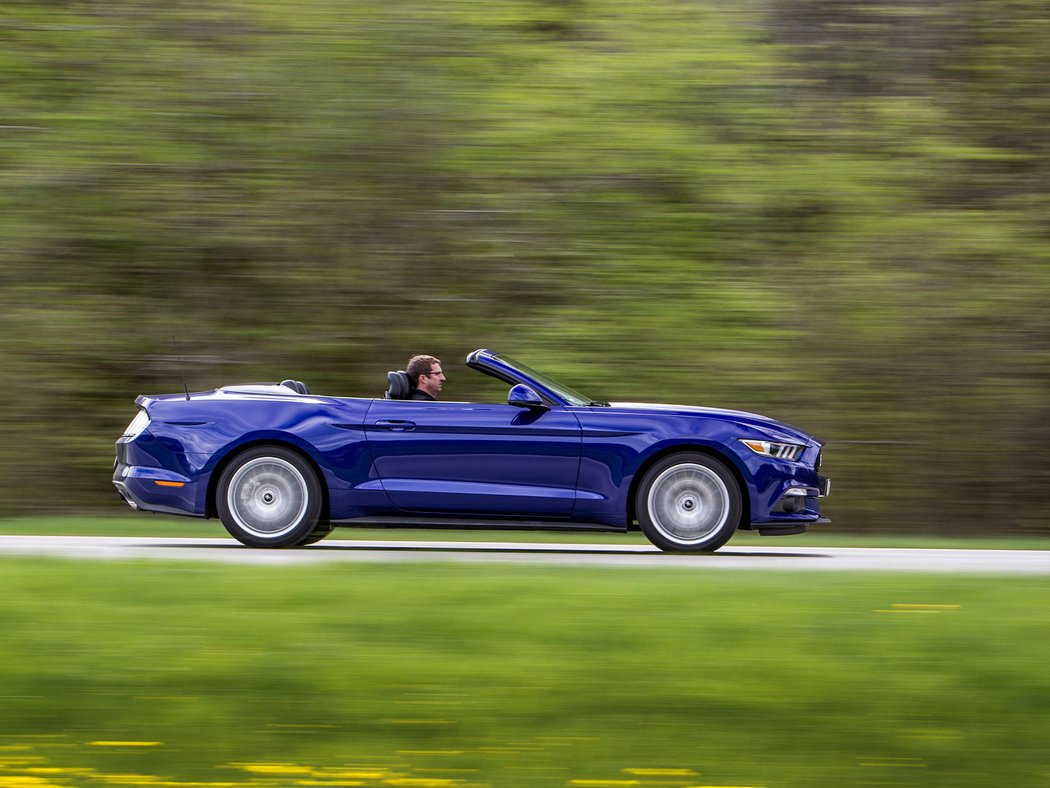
left=2, top=0, right=1048, bottom=533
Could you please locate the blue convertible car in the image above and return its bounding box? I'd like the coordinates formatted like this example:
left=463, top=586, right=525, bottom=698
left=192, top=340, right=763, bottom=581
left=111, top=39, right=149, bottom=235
left=113, top=349, right=829, bottom=551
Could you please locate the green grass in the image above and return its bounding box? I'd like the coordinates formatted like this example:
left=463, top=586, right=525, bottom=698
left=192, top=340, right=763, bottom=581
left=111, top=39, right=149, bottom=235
left=2, top=514, right=1049, bottom=551
left=0, top=558, right=1049, bottom=787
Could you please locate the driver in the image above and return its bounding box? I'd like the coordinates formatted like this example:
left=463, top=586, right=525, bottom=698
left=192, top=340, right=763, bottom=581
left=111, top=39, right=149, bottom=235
left=406, top=355, right=445, bottom=401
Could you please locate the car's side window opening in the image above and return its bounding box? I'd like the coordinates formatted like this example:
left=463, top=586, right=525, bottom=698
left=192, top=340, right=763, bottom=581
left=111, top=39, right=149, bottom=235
left=455, top=368, right=517, bottom=405
left=381, top=367, right=516, bottom=405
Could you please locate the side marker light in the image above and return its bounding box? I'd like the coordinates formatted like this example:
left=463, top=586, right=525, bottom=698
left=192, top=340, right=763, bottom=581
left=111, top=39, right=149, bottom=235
left=154, top=481, right=186, bottom=487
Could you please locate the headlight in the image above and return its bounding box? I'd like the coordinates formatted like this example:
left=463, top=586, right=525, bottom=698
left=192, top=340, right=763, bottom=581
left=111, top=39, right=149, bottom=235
left=739, top=439, right=804, bottom=461
left=122, top=410, right=150, bottom=439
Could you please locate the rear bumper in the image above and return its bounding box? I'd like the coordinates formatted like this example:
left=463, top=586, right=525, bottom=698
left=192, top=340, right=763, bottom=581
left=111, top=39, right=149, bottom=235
left=113, top=460, right=205, bottom=518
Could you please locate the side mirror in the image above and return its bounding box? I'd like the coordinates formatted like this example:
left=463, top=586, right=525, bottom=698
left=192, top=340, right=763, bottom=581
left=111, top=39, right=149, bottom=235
left=508, top=384, right=548, bottom=410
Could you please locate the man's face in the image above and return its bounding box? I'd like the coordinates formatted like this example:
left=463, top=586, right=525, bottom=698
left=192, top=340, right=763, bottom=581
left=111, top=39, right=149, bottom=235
left=418, top=364, right=445, bottom=396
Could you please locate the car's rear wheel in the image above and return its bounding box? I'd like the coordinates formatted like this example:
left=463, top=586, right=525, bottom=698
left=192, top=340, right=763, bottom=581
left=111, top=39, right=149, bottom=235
left=636, top=452, right=742, bottom=552
left=217, top=446, right=323, bottom=548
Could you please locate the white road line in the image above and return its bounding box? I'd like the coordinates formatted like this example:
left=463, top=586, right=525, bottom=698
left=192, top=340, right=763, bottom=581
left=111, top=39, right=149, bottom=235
left=0, top=535, right=1048, bottom=574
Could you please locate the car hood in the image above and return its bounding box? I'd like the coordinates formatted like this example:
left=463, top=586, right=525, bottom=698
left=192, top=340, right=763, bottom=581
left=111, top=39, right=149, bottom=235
left=605, top=402, right=818, bottom=445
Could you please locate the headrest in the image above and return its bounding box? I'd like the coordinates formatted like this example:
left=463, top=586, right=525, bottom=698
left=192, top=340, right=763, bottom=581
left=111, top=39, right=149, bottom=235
left=385, top=370, right=411, bottom=400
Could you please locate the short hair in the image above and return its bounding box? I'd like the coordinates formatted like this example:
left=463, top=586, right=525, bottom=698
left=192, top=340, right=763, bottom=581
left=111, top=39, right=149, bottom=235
left=407, top=355, right=441, bottom=386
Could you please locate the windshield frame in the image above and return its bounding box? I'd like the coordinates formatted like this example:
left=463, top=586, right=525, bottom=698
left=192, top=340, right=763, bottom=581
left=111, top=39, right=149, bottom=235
left=490, top=352, right=594, bottom=407
left=465, top=348, right=604, bottom=406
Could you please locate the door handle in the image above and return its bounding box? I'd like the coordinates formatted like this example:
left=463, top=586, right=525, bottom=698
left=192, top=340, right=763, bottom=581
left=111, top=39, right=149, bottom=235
left=374, top=419, right=416, bottom=432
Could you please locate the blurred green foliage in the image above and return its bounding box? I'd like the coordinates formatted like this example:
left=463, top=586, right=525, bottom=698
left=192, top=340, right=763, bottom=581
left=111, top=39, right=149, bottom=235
left=1, top=1, right=1048, bottom=532
left=1, top=559, right=1049, bottom=786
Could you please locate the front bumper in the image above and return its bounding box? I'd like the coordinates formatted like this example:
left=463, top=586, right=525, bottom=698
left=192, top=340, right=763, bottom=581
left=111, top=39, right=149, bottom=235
left=751, top=473, right=830, bottom=535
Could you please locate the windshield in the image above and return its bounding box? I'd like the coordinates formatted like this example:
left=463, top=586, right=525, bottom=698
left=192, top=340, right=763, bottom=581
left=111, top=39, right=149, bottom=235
left=494, top=353, right=598, bottom=406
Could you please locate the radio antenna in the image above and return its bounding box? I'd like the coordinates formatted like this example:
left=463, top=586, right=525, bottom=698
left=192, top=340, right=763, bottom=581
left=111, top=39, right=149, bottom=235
left=172, top=336, right=191, bottom=400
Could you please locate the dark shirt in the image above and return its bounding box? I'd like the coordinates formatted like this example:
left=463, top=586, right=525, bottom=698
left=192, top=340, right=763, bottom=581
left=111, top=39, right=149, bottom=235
left=409, top=389, right=435, bottom=401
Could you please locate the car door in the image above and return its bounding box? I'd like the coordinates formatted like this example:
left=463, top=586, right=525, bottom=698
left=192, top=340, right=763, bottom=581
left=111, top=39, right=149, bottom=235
left=363, top=399, right=582, bottom=517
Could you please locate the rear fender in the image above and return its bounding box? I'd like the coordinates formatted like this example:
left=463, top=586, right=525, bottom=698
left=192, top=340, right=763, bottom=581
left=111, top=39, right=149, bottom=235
left=204, top=436, right=331, bottom=522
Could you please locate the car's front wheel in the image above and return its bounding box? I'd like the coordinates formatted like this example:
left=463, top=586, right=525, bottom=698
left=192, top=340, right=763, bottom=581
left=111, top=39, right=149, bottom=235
left=216, top=446, right=324, bottom=548
left=636, top=452, right=742, bottom=552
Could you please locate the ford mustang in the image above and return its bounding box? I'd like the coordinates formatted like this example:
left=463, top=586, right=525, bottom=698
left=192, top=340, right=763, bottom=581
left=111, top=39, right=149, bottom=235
left=113, top=349, right=829, bottom=551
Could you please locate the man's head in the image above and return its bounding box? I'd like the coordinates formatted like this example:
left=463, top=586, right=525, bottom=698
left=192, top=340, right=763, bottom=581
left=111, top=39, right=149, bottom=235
left=407, top=354, right=445, bottom=398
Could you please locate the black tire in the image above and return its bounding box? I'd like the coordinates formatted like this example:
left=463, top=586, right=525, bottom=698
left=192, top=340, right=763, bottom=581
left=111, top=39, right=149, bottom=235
left=636, top=452, right=742, bottom=552
left=216, top=446, right=324, bottom=548
left=296, top=522, right=333, bottom=547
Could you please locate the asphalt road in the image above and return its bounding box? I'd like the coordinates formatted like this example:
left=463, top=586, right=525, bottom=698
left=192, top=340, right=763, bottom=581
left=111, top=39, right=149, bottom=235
left=0, top=535, right=1048, bottom=573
